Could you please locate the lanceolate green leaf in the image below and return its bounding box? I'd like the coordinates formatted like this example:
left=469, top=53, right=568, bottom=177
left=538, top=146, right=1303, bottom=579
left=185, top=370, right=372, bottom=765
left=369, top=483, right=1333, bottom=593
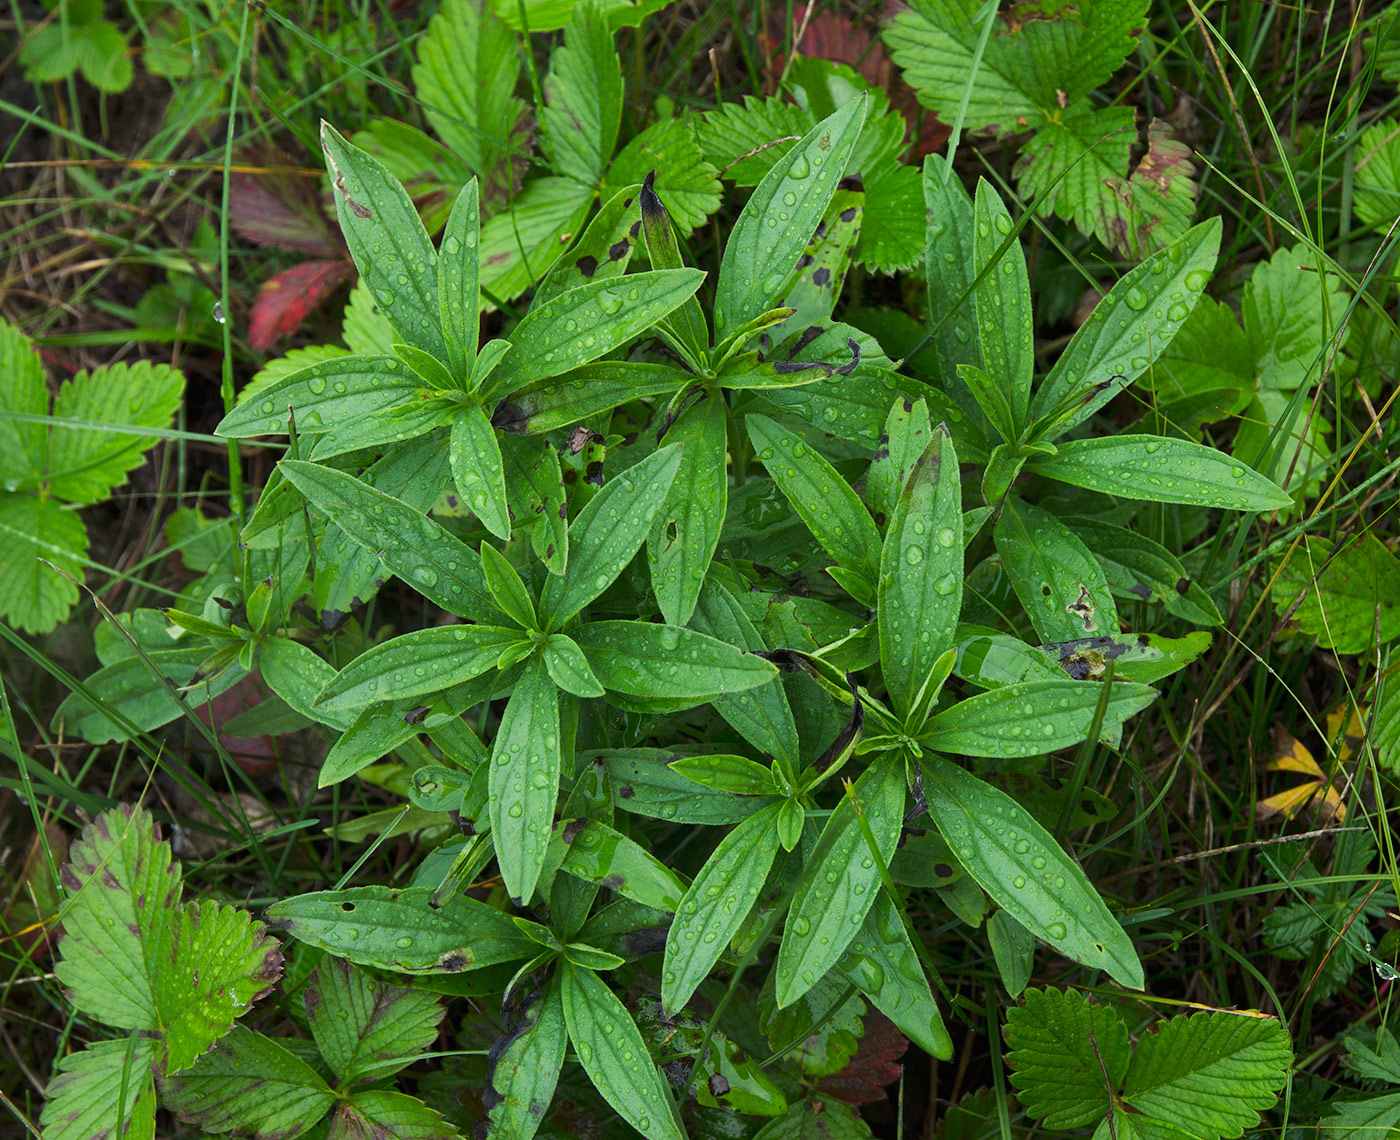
left=838, top=891, right=953, bottom=1060
left=879, top=428, right=963, bottom=720
left=995, top=496, right=1118, bottom=644
left=640, top=174, right=710, bottom=357
left=1066, top=518, right=1222, bottom=625
left=487, top=270, right=706, bottom=401
left=748, top=413, right=881, bottom=587
left=492, top=361, right=686, bottom=435
left=266, top=886, right=532, bottom=973
left=1026, top=436, right=1293, bottom=511
left=557, top=819, right=688, bottom=910
left=540, top=444, right=683, bottom=626
left=439, top=178, right=481, bottom=380
left=922, top=679, right=1157, bottom=756
left=715, top=98, right=868, bottom=338
left=596, top=749, right=771, bottom=826
left=922, top=157, right=983, bottom=401
left=321, top=122, right=447, bottom=363
left=663, top=804, right=782, bottom=1014
left=488, top=656, right=561, bottom=904
left=502, top=433, right=569, bottom=574
left=543, top=632, right=604, bottom=697
left=217, top=355, right=424, bottom=440
left=690, top=580, right=800, bottom=770
left=972, top=180, right=1033, bottom=432
left=315, top=625, right=519, bottom=711
left=278, top=460, right=500, bottom=619
left=534, top=185, right=643, bottom=308
left=922, top=759, right=1144, bottom=989
left=866, top=396, right=933, bottom=528
left=562, top=964, right=685, bottom=1140
left=649, top=396, right=727, bottom=626
left=480, top=542, right=537, bottom=629
left=1031, top=219, right=1221, bottom=432
left=450, top=403, right=511, bottom=540
left=575, top=620, right=779, bottom=700
left=775, top=754, right=904, bottom=1008
left=483, top=980, right=567, bottom=1140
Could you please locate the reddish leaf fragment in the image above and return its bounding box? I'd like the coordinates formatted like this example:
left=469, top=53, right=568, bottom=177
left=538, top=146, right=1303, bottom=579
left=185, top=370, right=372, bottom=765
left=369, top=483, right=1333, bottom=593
left=818, top=1012, right=908, bottom=1104
left=230, top=170, right=342, bottom=256
left=248, top=259, right=355, bottom=351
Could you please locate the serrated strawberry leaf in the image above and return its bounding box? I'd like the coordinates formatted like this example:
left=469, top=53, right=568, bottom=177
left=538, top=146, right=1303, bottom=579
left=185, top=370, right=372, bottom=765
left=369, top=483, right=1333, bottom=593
left=54, top=806, right=282, bottom=1074
left=40, top=1037, right=159, bottom=1140
left=1006, top=987, right=1129, bottom=1128
left=305, top=957, right=445, bottom=1085
left=159, top=1026, right=334, bottom=1137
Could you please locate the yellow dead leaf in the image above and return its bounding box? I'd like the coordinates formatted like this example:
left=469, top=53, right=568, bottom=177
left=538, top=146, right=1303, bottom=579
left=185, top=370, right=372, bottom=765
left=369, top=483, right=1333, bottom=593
left=1257, top=727, right=1346, bottom=823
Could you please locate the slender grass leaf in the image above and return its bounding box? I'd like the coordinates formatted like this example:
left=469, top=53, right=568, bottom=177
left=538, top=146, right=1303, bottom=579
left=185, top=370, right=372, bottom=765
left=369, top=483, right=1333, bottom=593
left=321, top=123, right=447, bottom=362
left=316, top=625, right=519, bottom=711
left=563, top=964, right=685, bottom=1140
left=995, top=496, right=1118, bottom=644
left=923, top=678, right=1156, bottom=756
left=775, top=754, right=904, bottom=1007
left=923, top=759, right=1144, bottom=989
left=544, top=632, right=604, bottom=697
left=663, top=804, right=782, bottom=1014
left=439, top=178, right=481, bottom=380
left=716, top=99, right=868, bottom=338
left=838, top=891, right=953, bottom=1060
left=575, top=619, right=778, bottom=700
left=483, top=980, right=567, bottom=1140
left=557, top=819, right=688, bottom=910
left=278, top=460, right=499, bottom=619
left=540, top=444, right=682, bottom=626
left=649, top=396, right=727, bottom=626
left=1031, top=219, right=1221, bottom=431
left=450, top=404, right=511, bottom=539
left=1026, top=436, right=1293, bottom=510
left=486, top=270, right=706, bottom=402
left=879, top=428, right=963, bottom=720
left=501, top=433, right=569, bottom=575
left=748, top=413, right=881, bottom=587
left=266, top=886, right=532, bottom=973
left=488, top=657, right=561, bottom=903
left=691, top=580, right=800, bottom=770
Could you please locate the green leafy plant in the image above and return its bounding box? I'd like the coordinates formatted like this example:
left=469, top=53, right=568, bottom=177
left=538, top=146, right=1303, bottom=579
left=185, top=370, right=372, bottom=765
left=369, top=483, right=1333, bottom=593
left=38, top=806, right=282, bottom=1140
left=885, top=0, right=1198, bottom=258
left=1006, top=987, right=1293, bottom=1140
left=19, top=0, right=135, bottom=93
left=41, top=36, right=1297, bottom=1140
left=0, top=318, right=184, bottom=634
left=161, top=955, right=458, bottom=1138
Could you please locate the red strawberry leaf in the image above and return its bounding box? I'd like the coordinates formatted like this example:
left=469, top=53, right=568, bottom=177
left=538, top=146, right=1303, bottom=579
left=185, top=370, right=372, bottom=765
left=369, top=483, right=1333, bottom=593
left=231, top=170, right=341, bottom=256
left=248, top=259, right=355, bottom=351
left=818, top=1011, right=908, bottom=1105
